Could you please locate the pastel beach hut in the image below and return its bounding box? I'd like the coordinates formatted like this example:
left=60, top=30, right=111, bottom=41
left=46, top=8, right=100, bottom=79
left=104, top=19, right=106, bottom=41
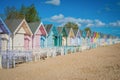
left=61, top=27, right=68, bottom=46
left=103, top=34, right=107, bottom=46
left=52, top=26, right=60, bottom=47
left=73, top=29, right=81, bottom=46
left=81, top=30, right=87, bottom=47
left=0, top=18, right=11, bottom=51
left=44, top=24, right=54, bottom=47
left=99, top=33, right=105, bottom=46
left=5, top=19, right=33, bottom=50
left=90, top=32, right=95, bottom=48
left=96, top=32, right=100, bottom=47
left=66, top=28, right=75, bottom=46
left=86, top=30, right=91, bottom=49
left=28, top=22, right=47, bottom=49
left=57, top=27, right=63, bottom=46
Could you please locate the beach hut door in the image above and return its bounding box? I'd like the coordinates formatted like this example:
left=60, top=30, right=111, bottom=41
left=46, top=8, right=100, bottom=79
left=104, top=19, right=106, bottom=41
left=24, top=35, right=30, bottom=50
left=40, top=36, right=45, bottom=48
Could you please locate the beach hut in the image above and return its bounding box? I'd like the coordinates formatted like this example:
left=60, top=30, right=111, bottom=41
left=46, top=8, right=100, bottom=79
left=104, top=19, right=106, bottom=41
left=99, top=33, right=105, bottom=46
left=57, top=27, right=63, bottom=46
left=61, top=27, right=68, bottom=46
left=90, top=32, right=94, bottom=48
left=66, top=28, right=75, bottom=46
left=0, top=18, right=11, bottom=51
left=81, top=30, right=87, bottom=46
left=28, top=22, right=47, bottom=49
left=44, top=24, right=54, bottom=47
left=73, top=29, right=81, bottom=46
left=52, top=26, right=60, bottom=47
left=5, top=19, right=33, bottom=50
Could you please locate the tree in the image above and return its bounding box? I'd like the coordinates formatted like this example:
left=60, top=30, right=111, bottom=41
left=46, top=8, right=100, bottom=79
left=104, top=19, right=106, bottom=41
left=64, top=22, right=79, bottom=29
left=84, top=27, right=91, bottom=33
left=22, top=4, right=40, bottom=23
left=5, top=4, right=40, bottom=23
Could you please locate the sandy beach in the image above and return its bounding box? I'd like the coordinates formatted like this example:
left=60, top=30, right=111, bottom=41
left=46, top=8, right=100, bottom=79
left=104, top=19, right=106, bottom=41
left=0, top=44, right=120, bottom=80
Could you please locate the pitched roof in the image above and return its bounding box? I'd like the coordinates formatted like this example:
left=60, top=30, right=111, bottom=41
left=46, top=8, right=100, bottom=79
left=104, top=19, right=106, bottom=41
left=61, top=27, right=67, bottom=37
left=52, top=26, right=58, bottom=36
left=5, top=19, right=23, bottom=33
left=44, top=24, right=53, bottom=34
left=65, top=27, right=71, bottom=35
left=28, top=22, right=40, bottom=34
left=82, top=30, right=87, bottom=38
left=73, top=29, right=78, bottom=36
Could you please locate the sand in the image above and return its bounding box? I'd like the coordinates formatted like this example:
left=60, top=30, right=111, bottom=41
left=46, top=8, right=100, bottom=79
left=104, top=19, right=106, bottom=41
left=0, top=44, right=120, bottom=80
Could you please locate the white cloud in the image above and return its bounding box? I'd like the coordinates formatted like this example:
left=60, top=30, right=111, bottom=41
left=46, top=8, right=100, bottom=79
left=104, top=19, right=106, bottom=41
left=86, top=23, right=94, bottom=27
left=44, top=14, right=108, bottom=27
left=51, top=14, right=64, bottom=20
left=45, top=0, right=60, bottom=6
left=94, top=19, right=106, bottom=26
left=109, top=21, right=120, bottom=27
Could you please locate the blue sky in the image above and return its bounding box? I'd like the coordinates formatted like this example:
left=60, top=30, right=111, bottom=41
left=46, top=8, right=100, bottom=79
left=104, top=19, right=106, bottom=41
left=0, top=0, right=120, bottom=37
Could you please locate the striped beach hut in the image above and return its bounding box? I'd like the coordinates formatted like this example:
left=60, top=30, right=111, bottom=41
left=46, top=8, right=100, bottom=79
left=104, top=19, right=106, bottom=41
left=5, top=19, right=33, bottom=50
left=28, top=22, right=47, bottom=49
left=0, top=18, right=11, bottom=51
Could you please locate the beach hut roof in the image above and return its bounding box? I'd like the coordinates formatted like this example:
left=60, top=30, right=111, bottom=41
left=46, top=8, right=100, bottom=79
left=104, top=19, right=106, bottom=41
left=73, top=29, right=78, bottom=36
left=0, top=18, right=11, bottom=34
left=76, top=29, right=81, bottom=38
left=52, top=26, right=59, bottom=36
left=82, top=30, right=86, bottom=38
left=44, top=24, right=53, bottom=34
left=65, top=27, right=71, bottom=35
left=5, top=19, right=23, bottom=33
left=28, top=22, right=40, bottom=34
left=5, top=19, right=32, bottom=35
left=61, top=27, right=67, bottom=37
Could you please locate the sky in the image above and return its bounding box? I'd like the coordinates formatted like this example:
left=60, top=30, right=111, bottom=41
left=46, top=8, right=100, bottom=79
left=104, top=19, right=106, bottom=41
left=0, top=0, right=120, bottom=37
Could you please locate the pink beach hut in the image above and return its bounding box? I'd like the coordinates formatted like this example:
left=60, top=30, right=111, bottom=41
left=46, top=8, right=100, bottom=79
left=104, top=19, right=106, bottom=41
left=28, top=22, right=47, bottom=49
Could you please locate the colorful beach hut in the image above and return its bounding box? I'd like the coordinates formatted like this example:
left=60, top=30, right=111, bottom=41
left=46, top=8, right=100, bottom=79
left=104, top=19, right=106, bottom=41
left=44, top=24, right=54, bottom=47
left=28, top=22, right=47, bottom=49
left=57, top=27, right=63, bottom=46
left=73, top=29, right=81, bottom=46
left=0, top=18, right=11, bottom=51
left=61, top=27, right=68, bottom=46
left=5, top=19, right=33, bottom=50
left=66, top=28, right=75, bottom=46
left=52, top=26, right=60, bottom=47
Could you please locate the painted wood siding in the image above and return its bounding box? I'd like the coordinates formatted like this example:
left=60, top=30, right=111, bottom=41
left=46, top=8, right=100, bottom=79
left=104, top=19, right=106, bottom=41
left=13, top=24, right=32, bottom=50
left=46, top=31, right=54, bottom=47
left=0, top=34, right=9, bottom=50
left=24, top=34, right=31, bottom=50
left=14, top=34, right=24, bottom=50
